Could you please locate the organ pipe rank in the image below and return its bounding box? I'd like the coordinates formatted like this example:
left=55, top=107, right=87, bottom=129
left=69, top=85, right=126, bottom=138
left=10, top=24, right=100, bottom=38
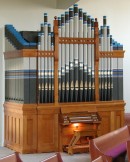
left=4, top=4, right=124, bottom=104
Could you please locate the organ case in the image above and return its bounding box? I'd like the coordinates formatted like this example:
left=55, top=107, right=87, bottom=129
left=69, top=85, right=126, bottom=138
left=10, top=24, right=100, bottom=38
left=4, top=8, right=125, bottom=153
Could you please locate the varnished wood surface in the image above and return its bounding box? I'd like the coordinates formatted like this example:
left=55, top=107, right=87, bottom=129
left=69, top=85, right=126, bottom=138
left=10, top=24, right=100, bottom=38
left=4, top=49, right=37, bottom=59
left=99, top=50, right=125, bottom=58
left=4, top=101, right=125, bottom=153
left=4, top=102, right=37, bottom=153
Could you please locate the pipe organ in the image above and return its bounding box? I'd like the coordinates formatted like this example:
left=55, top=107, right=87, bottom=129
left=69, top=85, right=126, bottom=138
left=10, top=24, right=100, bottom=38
left=4, top=4, right=125, bottom=153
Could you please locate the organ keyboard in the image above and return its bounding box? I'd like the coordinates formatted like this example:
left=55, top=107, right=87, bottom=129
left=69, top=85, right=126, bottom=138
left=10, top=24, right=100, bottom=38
left=60, top=111, right=101, bottom=125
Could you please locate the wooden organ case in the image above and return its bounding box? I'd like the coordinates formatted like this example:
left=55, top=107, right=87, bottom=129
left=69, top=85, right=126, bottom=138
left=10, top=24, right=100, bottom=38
left=4, top=8, right=125, bottom=154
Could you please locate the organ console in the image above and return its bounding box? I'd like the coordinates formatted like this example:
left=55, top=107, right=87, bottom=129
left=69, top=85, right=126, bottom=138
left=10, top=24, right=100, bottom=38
left=4, top=4, right=125, bottom=154
left=60, top=109, right=101, bottom=154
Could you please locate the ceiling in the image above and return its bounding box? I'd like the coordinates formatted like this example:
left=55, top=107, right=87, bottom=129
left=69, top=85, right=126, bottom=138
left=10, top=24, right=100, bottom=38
left=56, top=0, right=79, bottom=9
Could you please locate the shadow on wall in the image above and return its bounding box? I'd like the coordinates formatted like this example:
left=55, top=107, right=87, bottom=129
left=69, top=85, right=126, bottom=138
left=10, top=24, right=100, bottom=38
left=0, top=0, right=57, bottom=9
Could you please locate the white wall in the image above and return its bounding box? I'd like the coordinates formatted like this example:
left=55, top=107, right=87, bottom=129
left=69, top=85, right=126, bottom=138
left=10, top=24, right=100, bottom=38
left=0, top=0, right=130, bottom=145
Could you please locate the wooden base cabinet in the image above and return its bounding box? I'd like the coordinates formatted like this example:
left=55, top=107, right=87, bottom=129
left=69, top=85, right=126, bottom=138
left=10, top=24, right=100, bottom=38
left=37, top=106, right=60, bottom=152
left=97, top=101, right=125, bottom=135
left=4, top=103, right=60, bottom=153
left=4, top=101, right=125, bottom=153
left=4, top=102, right=37, bottom=153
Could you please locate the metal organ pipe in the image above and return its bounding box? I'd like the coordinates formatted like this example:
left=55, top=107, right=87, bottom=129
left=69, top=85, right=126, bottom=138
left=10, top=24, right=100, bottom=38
left=4, top=7, right=124, bottom=104
left=36, top=6, right=123, bottom=104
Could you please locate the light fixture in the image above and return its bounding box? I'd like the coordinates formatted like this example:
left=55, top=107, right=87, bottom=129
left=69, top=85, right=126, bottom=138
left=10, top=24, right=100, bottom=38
left=73, top=123, right=79, bottom=130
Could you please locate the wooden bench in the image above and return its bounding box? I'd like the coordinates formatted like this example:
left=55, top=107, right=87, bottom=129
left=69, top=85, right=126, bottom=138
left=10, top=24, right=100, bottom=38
left=40, top=153, right=63, bottom=162
left=89, top=125, right=130, bottom=162
left=92, top=156, right=104, bottom=162
left=126, top=140, right=130, bottom=162
left=125, top=113, right=130, bottom=125
left=0, top=152, right=22, bottom=162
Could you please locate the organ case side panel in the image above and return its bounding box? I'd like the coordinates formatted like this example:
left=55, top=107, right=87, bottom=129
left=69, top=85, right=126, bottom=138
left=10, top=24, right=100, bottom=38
left=4, top=102, right=37, bottom=153
left=37, top=106, right=60, bottom=152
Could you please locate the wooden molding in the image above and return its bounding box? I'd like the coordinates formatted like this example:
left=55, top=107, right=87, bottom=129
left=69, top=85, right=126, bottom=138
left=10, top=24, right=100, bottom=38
left=99, top=50, right=125, bottom=58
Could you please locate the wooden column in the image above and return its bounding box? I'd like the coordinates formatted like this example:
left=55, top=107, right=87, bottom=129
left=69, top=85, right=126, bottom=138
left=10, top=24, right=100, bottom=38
left=53, top=17, right=59, bottom=104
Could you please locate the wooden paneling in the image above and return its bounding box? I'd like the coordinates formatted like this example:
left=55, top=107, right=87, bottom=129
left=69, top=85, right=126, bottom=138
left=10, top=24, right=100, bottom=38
left=98, top=111, right=111, bottom=135
left=4, top=102, right=37, bottom=153
left=37, top=106, right=59, bottom=152
left=4, top=101, right=125, bottom=153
